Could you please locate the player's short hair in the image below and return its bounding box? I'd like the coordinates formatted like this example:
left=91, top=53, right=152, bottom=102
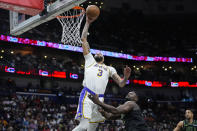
left=186, top=109, right=195, bottom=114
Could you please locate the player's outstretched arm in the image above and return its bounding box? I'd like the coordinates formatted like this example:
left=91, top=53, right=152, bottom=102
left=112, top=65, right=131, bottom=88
left=173, top=121, right=183, bottom=131
left=99, top=109, right=121, bottom=120
left=88, top=94, right=133, bottom=114
left=81, top=17, right=95, bottom=56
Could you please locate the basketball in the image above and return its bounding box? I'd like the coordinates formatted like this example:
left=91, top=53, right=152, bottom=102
left=86, top=5, right=100, bottom=21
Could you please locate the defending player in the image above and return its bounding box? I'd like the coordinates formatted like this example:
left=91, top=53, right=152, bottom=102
left=89, top=91, right=149, bottom=131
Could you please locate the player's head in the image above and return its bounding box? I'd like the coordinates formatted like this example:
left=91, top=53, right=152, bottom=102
left=94, top=53, right=104, bottom=63
left=185, top=109, right=194, bottom=120
left=125, top=91, right=138, bottom=102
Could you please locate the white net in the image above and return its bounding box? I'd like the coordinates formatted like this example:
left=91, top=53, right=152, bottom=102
left=57, top=6, right=85, bottom=46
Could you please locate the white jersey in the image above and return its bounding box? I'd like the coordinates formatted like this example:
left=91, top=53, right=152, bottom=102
left=82, top=53, right=117, bottom=94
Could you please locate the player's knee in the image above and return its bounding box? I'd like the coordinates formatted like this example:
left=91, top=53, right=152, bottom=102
left=88, top=123, right=99, bottom=131
left=78, top=120, right=90, bottom=130
left=80, top=123, right=89, bottom=130
left=73, top=123, right=89, bottom=131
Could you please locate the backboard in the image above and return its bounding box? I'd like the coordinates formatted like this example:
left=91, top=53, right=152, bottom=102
left=9, top=0, right=87, bottom=36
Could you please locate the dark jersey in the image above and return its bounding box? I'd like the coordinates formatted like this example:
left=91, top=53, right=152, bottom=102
left=121, top=103, right=148, bottom=131
left=182, top=120, right=197, bottom=131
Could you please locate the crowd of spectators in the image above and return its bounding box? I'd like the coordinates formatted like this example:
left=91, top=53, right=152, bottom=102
left=0, top=48, right=196, bottom=82
left=0, top=88, right=196, bottom=131
left=0, top=2, right=197, bottom=82
left=0, top=93, right=77, bottom=131
left=0, top=77, right=196, bottom=131
left=0, top=49, right=83, bottom=74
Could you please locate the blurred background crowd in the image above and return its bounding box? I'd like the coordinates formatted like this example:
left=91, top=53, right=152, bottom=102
left=0, top=48, right=196, bottom=82
left=0, top=76, right=196, bottom=131
left=0, top=81, right=196, bottom=131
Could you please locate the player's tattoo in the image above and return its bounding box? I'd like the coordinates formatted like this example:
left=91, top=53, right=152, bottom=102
left=112, top=74, right=120, bottom=82
left=112, top=74, right=128, bottom=87
left=81, top=23, right=90, bottom=40
left=84, top=41, right=90, bottom=52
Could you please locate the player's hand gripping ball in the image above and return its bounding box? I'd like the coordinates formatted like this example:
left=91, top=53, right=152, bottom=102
left=86, top=5, right=100, bottom=23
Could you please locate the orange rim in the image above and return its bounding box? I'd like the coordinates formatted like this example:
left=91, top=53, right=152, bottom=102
left=56, top=6, right=85, bottom=19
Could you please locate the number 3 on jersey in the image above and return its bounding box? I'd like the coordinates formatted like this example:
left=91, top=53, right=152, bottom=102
left=97, top=69, right=103, bottom=77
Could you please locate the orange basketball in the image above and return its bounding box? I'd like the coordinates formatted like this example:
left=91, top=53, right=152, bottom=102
left=86, top=5, right=100, bottom=20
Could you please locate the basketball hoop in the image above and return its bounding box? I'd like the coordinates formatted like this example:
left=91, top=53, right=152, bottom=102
left=57, top=6, right=85, bottom=46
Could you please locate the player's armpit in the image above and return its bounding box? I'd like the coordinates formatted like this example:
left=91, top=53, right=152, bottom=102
left=173, top=121, right=183, bottom=131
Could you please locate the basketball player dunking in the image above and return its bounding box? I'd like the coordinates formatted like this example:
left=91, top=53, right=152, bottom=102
left=174, top=109, right=197, bottom=131
left=72, top=6, right=131, bottom=131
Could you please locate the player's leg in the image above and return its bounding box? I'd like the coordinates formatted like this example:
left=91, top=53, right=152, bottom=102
left=73, top=90, right=93, bottom=131
left=88, top=103, right=105, bottom=131
left=72, top=119, right=89, bottom=131
left=87, top=123, right=99, bottom=131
